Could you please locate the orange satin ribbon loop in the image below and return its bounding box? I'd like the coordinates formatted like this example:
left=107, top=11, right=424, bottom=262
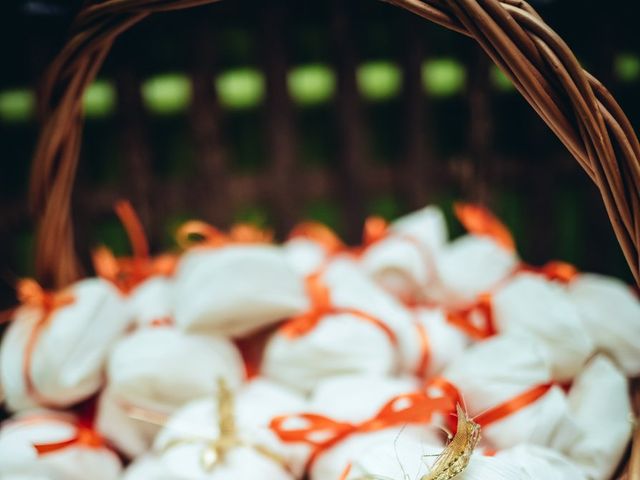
left=114, top=200, right=149, bottom=259
left=33, top=424, right=105, bottom=455
left=474, top=383, right=554, bottom=428
left=519, top=261, right=579, bottom=284
left=176, top=220, right=273, bottom=250
left=94, top=201, right=178, bottom=293
left=289, top=222, right=346, bottom=255
left=424, top=376, right=464, bottom=432
left=362, top=216, right=389, bottom=247
left=13, top=279, right=75, bottom=405
left=413, top=320, right=432, bottom=378
left=426, top=377, right=554, bottom=431
left=93, top=247, right=177, bottom=294
left=454, top=203, right=516, bottom=253
left=445, top=293, right=496, bottom=340
left=279, top=274, right=398, bottom=346
left=339, top=463, right=353, bottom=480
left=270, top=391, right=453, bottom=469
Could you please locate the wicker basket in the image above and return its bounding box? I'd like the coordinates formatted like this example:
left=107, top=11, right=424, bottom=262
left=26, top=0, right=640, bottom=478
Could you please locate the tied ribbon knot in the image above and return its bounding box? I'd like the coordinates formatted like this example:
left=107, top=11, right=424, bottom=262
left=270, top=391, right=454, bottom=469
left=279, top=273, right=397, bottom=346
left=1, top=280, right=75, bottom=405
left=176, top=221, right=273, bottom=251
left=446, top=293, right=496, bottom=340
left=93, top=201, right=177, bottom=294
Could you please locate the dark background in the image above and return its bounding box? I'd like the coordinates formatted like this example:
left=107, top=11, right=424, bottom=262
left=1, top=0, right=640, bottom=306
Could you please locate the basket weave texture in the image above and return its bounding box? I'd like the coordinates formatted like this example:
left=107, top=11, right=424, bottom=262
left=26, top=0, right=640, bottom=478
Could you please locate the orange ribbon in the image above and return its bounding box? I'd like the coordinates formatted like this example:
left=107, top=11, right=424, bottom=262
left=445, top=293, right=496, bottom=340
left=413, top=320, right=432, bottom=378
left=474, top=383, right=554, bottom=427
left=454, top=203, right=516, bottom=253
left=270, top=391, right=454, bottom=469
left=4, top=280, right=75, bottom=405
left=93, top=201, right=177, bottom=294
left=33, top=423, right=105, bottom=455
left=176, top=221, right=273, bottom=251
left=339, top=464, right=352, bottom=480
left=279, top=273, right=397, bottom=346
left=519, top=261, right=579, bottom=284
left=289, top=222, right=346, bottom=255
left=426, top=377, right=553, bottom=432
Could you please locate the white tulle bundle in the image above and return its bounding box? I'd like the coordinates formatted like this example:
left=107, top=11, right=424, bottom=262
left=0, top=278, right=129, bottom=411
left=437, top=335, right=580, bottom=450
left=261, top=260, right=418, bottom=392
left=148, top=379, right=306, bottom=479
left=359, top=206, right=447, bottom=302
left=173, top=245, right=307, bottom=337
left=561, top=355, right=633, bottom=480
left=106, top=326, right=245, bottom=413
left=0, top=410, right=122, bottom=480
left=491, top=272, right=595, bottom=381
left=568, top=273, right=640, bottom=376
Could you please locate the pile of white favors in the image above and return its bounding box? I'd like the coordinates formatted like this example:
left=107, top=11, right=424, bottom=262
left=0, top=202, right=637, bottom=480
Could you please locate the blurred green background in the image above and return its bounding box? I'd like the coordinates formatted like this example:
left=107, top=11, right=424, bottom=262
left=1, top=0, right=639, bottom=304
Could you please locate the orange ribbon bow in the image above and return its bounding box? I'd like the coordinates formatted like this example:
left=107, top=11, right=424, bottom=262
left=270, top=391, right=454, bottom=469
left=93, top=201, right=177, bottom=294
left=279, top=273, right=397, bottom=346
left=1, top=280, right=75, bottom=405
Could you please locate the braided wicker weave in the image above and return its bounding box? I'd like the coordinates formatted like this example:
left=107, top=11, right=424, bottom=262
left=27, top=1, right=640, bottom=477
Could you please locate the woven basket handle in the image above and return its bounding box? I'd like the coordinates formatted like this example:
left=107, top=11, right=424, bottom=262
left=31, top=0, right=640, bottom=289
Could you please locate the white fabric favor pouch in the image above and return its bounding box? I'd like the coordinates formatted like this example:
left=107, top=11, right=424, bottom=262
left=492, top=272, right=594, bottom=381
left=429, top=235, right=518, bottom=308
left=152, top=379, right=304, bottom=479
left=1, top=278, right=129, bottom=411
left=359, top=206, right=447, bottom=302
left=562, top=355, right=633, bottom=480
left=568, top=273, right=640, bottom=376
left=174, top=245, right=307, bottom=337
left=0, top=410, right=121, bottom=480
left=107, top=326, right=245, bottom=413
left=438, top=335, right=580, bottom=450
left=262, top=261, right=417, bottom=392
